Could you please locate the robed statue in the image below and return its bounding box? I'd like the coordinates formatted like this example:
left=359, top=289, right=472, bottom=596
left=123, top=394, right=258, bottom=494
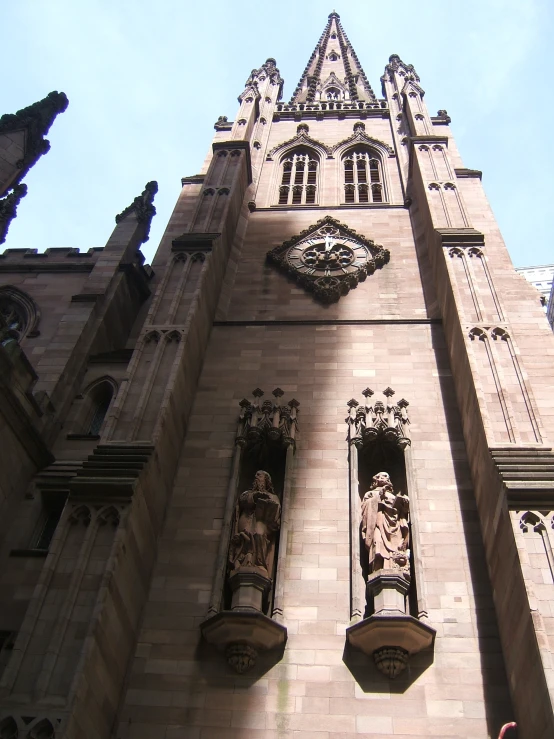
left=229, top=471, right=281, bottom=578
left=361, top=471, right=410, bottom=576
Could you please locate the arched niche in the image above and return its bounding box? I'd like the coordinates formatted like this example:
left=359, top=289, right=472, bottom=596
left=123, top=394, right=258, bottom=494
left=200, top=388, right=299, bottom=673
left=345, top=388, right=435, bottom=679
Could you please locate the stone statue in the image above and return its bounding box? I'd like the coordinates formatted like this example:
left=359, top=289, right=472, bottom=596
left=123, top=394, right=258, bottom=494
left=229, top=471, right=281, bottom=577
left=361, top=471, right=410, bottom=576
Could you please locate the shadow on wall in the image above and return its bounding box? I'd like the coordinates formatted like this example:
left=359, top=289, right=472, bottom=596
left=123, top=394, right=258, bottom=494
left=430, top=323, right=516, bottom=738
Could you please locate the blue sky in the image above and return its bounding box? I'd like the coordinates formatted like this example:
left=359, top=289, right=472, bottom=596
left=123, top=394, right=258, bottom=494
left=3, top=0, right=553, bottom=267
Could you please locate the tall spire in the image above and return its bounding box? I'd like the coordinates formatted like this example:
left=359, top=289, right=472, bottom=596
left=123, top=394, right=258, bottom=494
left=290, top=11, right=376, bottom=104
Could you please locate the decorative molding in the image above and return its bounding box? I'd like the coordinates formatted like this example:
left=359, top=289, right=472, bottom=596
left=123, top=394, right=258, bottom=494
left=245, top=58, right=284, bottom=101
left=181, top=174, right=205, bottom=186
left=0, top=184, right=27, bottom=244
left=115, top=181, right=158, bottom=242
left=384, top=54, right=421, bottom=83
left=266, top=215, right=389, bottom=304
left=236, top=388, right=299, bottom=450
left=171, top=232, right=219, bottom=253
left=267, top=131, right=333, bottom=160
left=0, top=283, right=41, bottom=338
left=455, top=168, right=482, bottom=180
left=213, top=319, right=441, bottom=327
left=0, top=91, right=68, bottom=192
left=346, top=388, right=411, bottom=451
left=330, top=125, right=395, bottom=157
left=436, top=227, right=485, bottom=246
left=492, top=448, right=554, bottom=506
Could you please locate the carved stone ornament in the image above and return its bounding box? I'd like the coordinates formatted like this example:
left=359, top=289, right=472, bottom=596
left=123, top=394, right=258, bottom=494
left=0, top=91, right=68, bottom=189
left=385, top=54, right=420, bottom=82
left=267, top=216, right=389, bottom=304
left=0, top=183, right=27, bottom=245
left=214, top=115, right=232, bottom=131
left=266, top=130, right=333, bottom=160
left=226, top=643, right=257, bottom=673
left=330, top=123, right=395, bottom=157
left=245, top=58, right=284, bottom=101
left=236, top=388, right=299, bottom=450
left=346, top=387, right=410, bottom=450
left=115, top=180, right=158, bottom=242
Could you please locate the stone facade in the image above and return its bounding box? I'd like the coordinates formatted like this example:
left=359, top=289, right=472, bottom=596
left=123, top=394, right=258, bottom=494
left=0, top=11, right=552, bottom=739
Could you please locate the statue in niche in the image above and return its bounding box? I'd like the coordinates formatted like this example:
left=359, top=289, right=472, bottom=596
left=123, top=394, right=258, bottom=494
left=229, top=471, right=281, bottom=578
left=361, top=471, right=410, bottom=576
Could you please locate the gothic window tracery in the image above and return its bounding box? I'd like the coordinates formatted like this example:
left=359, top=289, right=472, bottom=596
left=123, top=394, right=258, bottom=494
left=343, top=149, right=384, bottom=204
left=0, top=287, right=40, bottom=345
left=278, top=150, right=319, bottom=206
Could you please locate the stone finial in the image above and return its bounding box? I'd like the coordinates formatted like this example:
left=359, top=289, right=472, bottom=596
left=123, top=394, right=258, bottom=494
left=0, top=91, right=69, bottom=188
left=115, top=181, right=158, bottom=243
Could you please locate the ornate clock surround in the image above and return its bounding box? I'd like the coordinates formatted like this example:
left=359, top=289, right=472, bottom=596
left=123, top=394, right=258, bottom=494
left=266, top=215, right=390, bottom=303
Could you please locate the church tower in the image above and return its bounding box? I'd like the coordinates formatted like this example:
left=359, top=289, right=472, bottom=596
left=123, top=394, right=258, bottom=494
left=0, top=11, right=553, bottom=739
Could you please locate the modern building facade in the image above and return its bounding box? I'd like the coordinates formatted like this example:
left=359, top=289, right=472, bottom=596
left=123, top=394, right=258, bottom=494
left=0, top=11, right=553, bottom=739
left=515, top=264, right=554, bottom=330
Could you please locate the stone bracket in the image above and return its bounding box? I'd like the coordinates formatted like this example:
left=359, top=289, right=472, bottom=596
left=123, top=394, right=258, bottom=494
left=200, top=610, right=287, bottom=673
left=346, top=614, right=435, bottom=678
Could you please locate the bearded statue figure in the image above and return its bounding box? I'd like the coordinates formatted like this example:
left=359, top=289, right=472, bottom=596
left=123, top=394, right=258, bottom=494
left=229, top=471, right=281, bottom=578
left=361, top=471, right=410, bottom=577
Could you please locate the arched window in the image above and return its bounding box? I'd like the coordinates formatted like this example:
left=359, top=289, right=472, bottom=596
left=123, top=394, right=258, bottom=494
left=68, top=378, right=117, bottom=439
left=342, top=150, right=385, bottom=204
left=0, top=287, right=40, bottom=346
left=86, top=381, right=115, bottom=436
left=326, top=87, right=341, bottom=101
left=278, top=150, right=319, bottom=206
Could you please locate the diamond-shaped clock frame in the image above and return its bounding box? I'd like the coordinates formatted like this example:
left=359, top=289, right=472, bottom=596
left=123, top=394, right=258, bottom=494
left=266, top=215, right=390, bottom=303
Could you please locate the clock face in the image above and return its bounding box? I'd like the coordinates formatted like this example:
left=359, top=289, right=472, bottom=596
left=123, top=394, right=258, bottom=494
left=286, top=226, right=370, bottom=277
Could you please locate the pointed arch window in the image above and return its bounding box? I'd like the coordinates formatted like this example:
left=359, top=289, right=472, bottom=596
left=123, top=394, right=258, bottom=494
left=86, top=381, right=115, bottom=436
left=67, top=378, right=117, bottom=440
left=342, top=149, right=385, bottom=204
left=278, top=150, right=319, bottom=206
left=0, top=286, right=40, bottom=346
